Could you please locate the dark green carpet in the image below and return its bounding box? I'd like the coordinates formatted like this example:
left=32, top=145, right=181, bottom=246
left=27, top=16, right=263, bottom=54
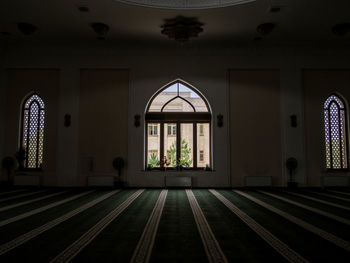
left=0, top=187, right=349, bottom=262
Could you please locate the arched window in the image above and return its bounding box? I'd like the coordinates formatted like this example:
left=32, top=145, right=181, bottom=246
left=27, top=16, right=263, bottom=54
left=20, top=93, right=45, bottom=169
left=324, top=94, right=348, bottom=169
left=145, top=80, right=211, bottom=170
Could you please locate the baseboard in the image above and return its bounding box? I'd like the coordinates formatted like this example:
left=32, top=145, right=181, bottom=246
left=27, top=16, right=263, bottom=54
left=321, top=176, right=349, bottom=187
left=244, top=176, right=272, bottom=187
left=13, top=175, right=41, bottom=186
left=165, top=175, right=192, bottom=188
left=87, top=176, right=115, bottom=187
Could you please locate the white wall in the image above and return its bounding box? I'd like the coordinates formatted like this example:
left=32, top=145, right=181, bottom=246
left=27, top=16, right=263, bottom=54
left=1, top=41, right=349, bottom=186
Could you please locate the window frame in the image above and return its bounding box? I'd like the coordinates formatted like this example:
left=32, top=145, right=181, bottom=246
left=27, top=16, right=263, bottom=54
left=324, top=93, right=349, bottom=171
left=20, top=93, right=45, bottom=171
left=145, top=80, right=211, bottom=170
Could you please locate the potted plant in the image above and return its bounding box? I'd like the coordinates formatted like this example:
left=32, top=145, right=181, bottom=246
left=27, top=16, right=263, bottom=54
left=204, top=164, right=211, bottom=171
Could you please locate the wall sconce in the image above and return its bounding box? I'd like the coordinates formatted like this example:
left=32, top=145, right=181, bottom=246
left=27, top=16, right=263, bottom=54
left=134, top=114, right=141, bottom=127
left=217, top=114, right=223, bottom=127
left=64, top=114, right=71, bottom=127
left=290, top=115, right=297, bottom=128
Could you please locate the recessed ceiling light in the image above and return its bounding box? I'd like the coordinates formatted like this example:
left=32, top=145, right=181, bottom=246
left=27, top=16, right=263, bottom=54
left=269, top=6, right=281, bottom=13
left=332, top=23, right=350, bottom=36
left=1, top=32, right=11, bottom=36
left=90, top=23, right=109, bottom=40
left=78, top=6, right=89, bottom=12
left=256, top=23, right=276, bottom=36
left=17, top=23, right=37, bottom=35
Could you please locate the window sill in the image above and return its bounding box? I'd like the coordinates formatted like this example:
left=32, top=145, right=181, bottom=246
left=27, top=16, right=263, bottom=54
left=325, top=168, right=349, bottom=173
left=16, top=168, right=43, bottom=174
left=142, top=169, right=215, bottom=172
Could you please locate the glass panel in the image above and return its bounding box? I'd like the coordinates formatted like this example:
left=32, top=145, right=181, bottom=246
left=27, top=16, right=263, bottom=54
left=27, top=102, right=39, bottom=168
left=324, top=95, right=344, bottom=109
left=324, top=110, right=331, bottom=169
left=340, top=110, right=347, bottom=168
left=197, top=123, right=210, bottom=168
left=25, top=94, right=45, bottom=109
left=38, top=110, right=45, bottom=168
left=147, top=123, right=160, bottom=168
left=180, top=123, right=193, bottom=167
left=148, top=83, right=178, bottom=112
left=330, top=102, right=341, bottom=168
left=162, top=98, right=194, bottom=112
left=164, top=123, right=177, bottom=167
left=179, top=83, right=208, bottom=112
left=148, top=82, right=208, bottom=113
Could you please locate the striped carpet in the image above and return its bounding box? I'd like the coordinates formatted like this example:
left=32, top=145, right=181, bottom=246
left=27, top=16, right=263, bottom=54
left=0, top=188, right=349, bottom=262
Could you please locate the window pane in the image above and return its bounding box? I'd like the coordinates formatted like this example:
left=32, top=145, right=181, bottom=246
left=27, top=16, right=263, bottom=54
left=148, top=84, right=178, bottom=112
left=179, top=83, right=208, bottom=112
left=147, top=123, right=160, bottom=168
left=181, top=123, right=193, bottom=168
left=197, top=123, right=210, bottom=168
left=164, top=123, right=177, bottom=167
left=163, top=97, right=194, bottom=112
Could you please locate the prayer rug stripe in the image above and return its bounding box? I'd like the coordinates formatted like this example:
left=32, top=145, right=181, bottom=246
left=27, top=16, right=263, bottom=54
left=149, top=190, right=208, bottom=263
left=0, top=190, right=47, bottom=202
left=210, top=190, right=308, bottom=263
left=304, top=190, right=350, bottom=202
left=234, top=190, right=350, bottom=252
left=0, top=190, right=120, bottom=255
left=283, top=191, right=350, bottom=211
left=327, top=190, right=350, bottom=196
left=49, top=189, right=144, bottom=263
left=0, top=190, right=69, bottom=212
left=0, top=190, right=94, bottom=227
left=186, top=189, right=228, bottom=263
left=258, top=191, right=350, bottom=225
left=130, top=189, right=168, bottom=263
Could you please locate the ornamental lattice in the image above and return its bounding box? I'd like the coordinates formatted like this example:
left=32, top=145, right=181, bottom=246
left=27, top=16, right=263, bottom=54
left=324, top=94, right=348, bottom=169
left=21, top=94, right=45, bottom=169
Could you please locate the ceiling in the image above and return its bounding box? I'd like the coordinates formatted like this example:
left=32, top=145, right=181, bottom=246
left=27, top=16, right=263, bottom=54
left=0, top=0, right=349, bottom=47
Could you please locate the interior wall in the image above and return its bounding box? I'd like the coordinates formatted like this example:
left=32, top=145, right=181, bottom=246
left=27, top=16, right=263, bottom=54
left=78, top=69, right=129, bottom=186
left=304, top=70, right=350, bottom=186
left=229, top=70, right=282, bottom=186
left=3, top=69, right=60, bottom=185
left=1, top=42, right=349, bottom=187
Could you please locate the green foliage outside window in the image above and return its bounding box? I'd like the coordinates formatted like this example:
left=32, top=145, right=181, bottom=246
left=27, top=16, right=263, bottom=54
left=148, top=153, right=159, bottom=168
left=167, top=139, right=192, bottom=167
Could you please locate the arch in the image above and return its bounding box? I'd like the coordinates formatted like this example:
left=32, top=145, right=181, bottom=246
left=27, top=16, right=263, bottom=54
left=324, top=93, right=348, bottom=169
left=145, top=80, right=212, bottom=170
left=146, top=79, right=211, bottom=113
left=20, top=93, right=45, bottom=169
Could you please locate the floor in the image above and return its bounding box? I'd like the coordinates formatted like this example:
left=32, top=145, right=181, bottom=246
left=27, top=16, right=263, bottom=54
left=0, top=187, right=349, bottom=262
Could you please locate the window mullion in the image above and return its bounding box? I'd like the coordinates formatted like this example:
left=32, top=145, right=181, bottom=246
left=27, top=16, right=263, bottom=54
left=338, top=108, right=343, bottom=168
left=193, top=122, right=197, bottom=169
left=35, top=106, right=41, bottom=169
left=160, top=122, right=164, bottom=168
left=176, top=122, right=180, bottom=165
left=328, top=109, right=333, bottom=168
left=25, top=108, right=31, bottom=168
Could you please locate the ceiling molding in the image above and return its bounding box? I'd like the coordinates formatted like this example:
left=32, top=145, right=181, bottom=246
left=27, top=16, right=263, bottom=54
left=113, top=0, right=256, bottom=10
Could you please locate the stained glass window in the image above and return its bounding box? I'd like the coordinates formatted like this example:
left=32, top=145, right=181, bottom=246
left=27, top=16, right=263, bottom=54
left=21, top=94, right=45, bottom=169
left=324, top=94, right=348, bottom=169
